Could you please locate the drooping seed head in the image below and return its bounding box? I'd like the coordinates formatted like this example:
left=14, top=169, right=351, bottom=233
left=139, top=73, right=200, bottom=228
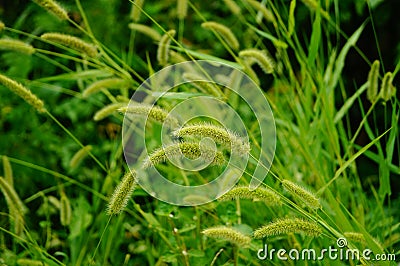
left=33, top=0, right=69, bottom=20
left=41, top=32, right=98, bottom=57
left=282, top=179, right=321, bottom=210
left=201, top=21, right=239, bottom=51
left=128, top=23, right=162, bottom=41
left=253, top=218, right=322, bottom=238
left=218, top=186, right=281, bottom=205
left=0, top=73, right=46, bottom=113
left=173, top=123, right=250, bottom=156
left=239, top=49, right=275, bottom=74
left=177, top=0, right=188, bottom=19
left=157, top=29, right=176, bottom=66
left=379, top=72, right=396, bottom=102
left=222, top=0, right=241, bottom=15
left=60, top=192, right=72, bottom=226
left=93, top=102, right=127, bottom=121
left=343, top=232, right=367, bottom=245
left=367, top=60, right=380, bottom=103
left=130, top=0, right=145, bottom=22
left=143, top=142, right=225, bottom=169
left=119, top=104, right=180, bottom=129
left=246, top=0, right=276, bottom=24
left=107, top=171, right=137, bottom=215
left=69, top=145, right=92, bottom=169
left=82, top=78, right=130, bottom=98
left=202, top=226, right=251, bottom=247
left=0, top=176, right=28, bottom=216
left=0, top=38, right=35, bottom=55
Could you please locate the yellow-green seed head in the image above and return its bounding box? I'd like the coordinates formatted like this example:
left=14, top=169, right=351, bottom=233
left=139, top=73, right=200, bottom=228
left=282, top=179, right=321, bottom=209
left=34, top=0, right=69, bottom=20
left=60, top=192, right=71, bottom=226
left=0, top=38, right=35, bottom=55
left=82, top=78, right=130, bottom=98
left=173, top=123, right=250, bottom=155
left=119, top=104, right=180, bottom=129
left=367, top=60, right=380, bottom=103
left=69, top=145, right=92, bottom=169
left=128, top=23, right=162, bottom=41
left=93, top=102, right=127, bottom=121
left=218, top=186, right=281, bottom=205
left=379, top=72, right=396, bottom=102
left=2, top=155, right=13, bottom=186
left=107, top=171, right=137, bottom=215
left=157, top=29, right=176, bottom=66
left=253, top=218, right=322, bottom=238
left=0, top=74, right=46, bottom=113
left=201, top=21, right=239, bottom=51
left=239, top=49, right=275, bottom=74
left=41, top=32, right=98, bottom=57
left=143, top=142, right=225, bottom=169
left=202, top=226, right=251, bottom=246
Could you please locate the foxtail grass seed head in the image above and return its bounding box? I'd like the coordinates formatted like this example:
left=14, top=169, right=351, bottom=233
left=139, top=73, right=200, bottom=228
left=0, top=21, right=5, bottom=32
left=128, top=23, right=162, bottom=41
left=239, top=49, right=275, bottom=74
left=41, top=32, right=98, bottom=57
left=157, top=30, right=176, bottom=66
left=202, top=226, right=251, bottom=247
left=182, top=72, right=225, bottom=98
left=223, top=0, right=241, bottom=15
left=119, top=104, right=180, bottom=129
left=218, top=186, right=281, bottom=205
left=130, top=0, right=145, bottom=22
left=33, top=0, right=69, bottom=20
left=0, top=38, right=35, bottom=55
left=60, top=192, right=71, bottom=226
left=246, top=0, right=276, bottom=24
left=2, top=156, right=13, bottom=187
left=177, top=0, right=188, bottom=19
left=69, top=145, right=92, bottom=169
left=201, top=21, right=239, bottom=51
left=367, top=60, right=380, bottom=103
left=143, top=142, right=225, bottom=169
left=253, top=218, right=322, bottom=239
left=379, top=72, right=396, bottom=102
left=0, top=176, right=28, bottom=215
left=282, top=179, right=321, bottom=209
left=0, top=73, right=46, bottom=113
left=93, top=102, right=127, bottom=121
left=82, top=78, right=130, bottom=98
left=173, top=123, right=250, bottom=155
left=107, top=171, right=137, bottom=215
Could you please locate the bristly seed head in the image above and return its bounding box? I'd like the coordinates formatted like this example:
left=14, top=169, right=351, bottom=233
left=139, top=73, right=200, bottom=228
left=202, top=226, right=251, bottom=247
left=107, top=171, right=137, bottom=215
left=143, top=142, right=225, bottom=169
left=217, top=186, right=281, bottom=205
left=367, top=60, right=380, bottom=103
left=173, top=123, right=250, bottom=156
left=282, top=179, right=321, bottom=210
left=0, top=73, right=46, bottom=113
left=0, top=38, right=35, bottom=55
left=41, top=32, right=98, bottom=57
left=253, top=218, right=322, bottom=238
left=157, top=29, right=176, bottom=66
left=201, top=21, right=239, bottom=51
left=33, top=0, right=69, bottom=20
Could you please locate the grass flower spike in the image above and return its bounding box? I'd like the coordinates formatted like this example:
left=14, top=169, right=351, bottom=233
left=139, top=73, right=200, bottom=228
left=0, top=38, right=35, bottom=55
left=367, top=60, right=380, bottom=103
left=173, top=123, right=250, bottom=155
left=223, top=0, right=241, bottom=15
left=69, top=145, right=92, bottom=169
left=2, top=156, right=13, bottom=186
left=93, top=102, right=127, bottom=121
left=107, top=171, right=137, bottom=215
left=218, top=186, right=281, bottom=205
left=0, top=73, right=46, bottom=113
left=130, top=0, right=145, bottom=22
left=253, top=218, right=322, bottom=238
left=60, top=192, right=72, bottom=226
left=33, top=0, right=69, bottom=20
left=282, top=179, right=321, bottom=209
left=379, top=72, right=396, bottom=102
left=177, top=0, right=188, bottom=19
left=41, top=33, right=98, bottom=57
left=128, top=23, right=162, bottom=41
left=143, top=142, right=225, bottom=169
left=82, top=78, right=130, bottom=98
left=239, top=49, right=275, bottom=74
left=201, top=21, right=239, bottom=50
left=157, top=29, right=176, bottom=66
left=202, top=226, right=251, bottom=246
left=119, top=104, right=180, bottom=129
